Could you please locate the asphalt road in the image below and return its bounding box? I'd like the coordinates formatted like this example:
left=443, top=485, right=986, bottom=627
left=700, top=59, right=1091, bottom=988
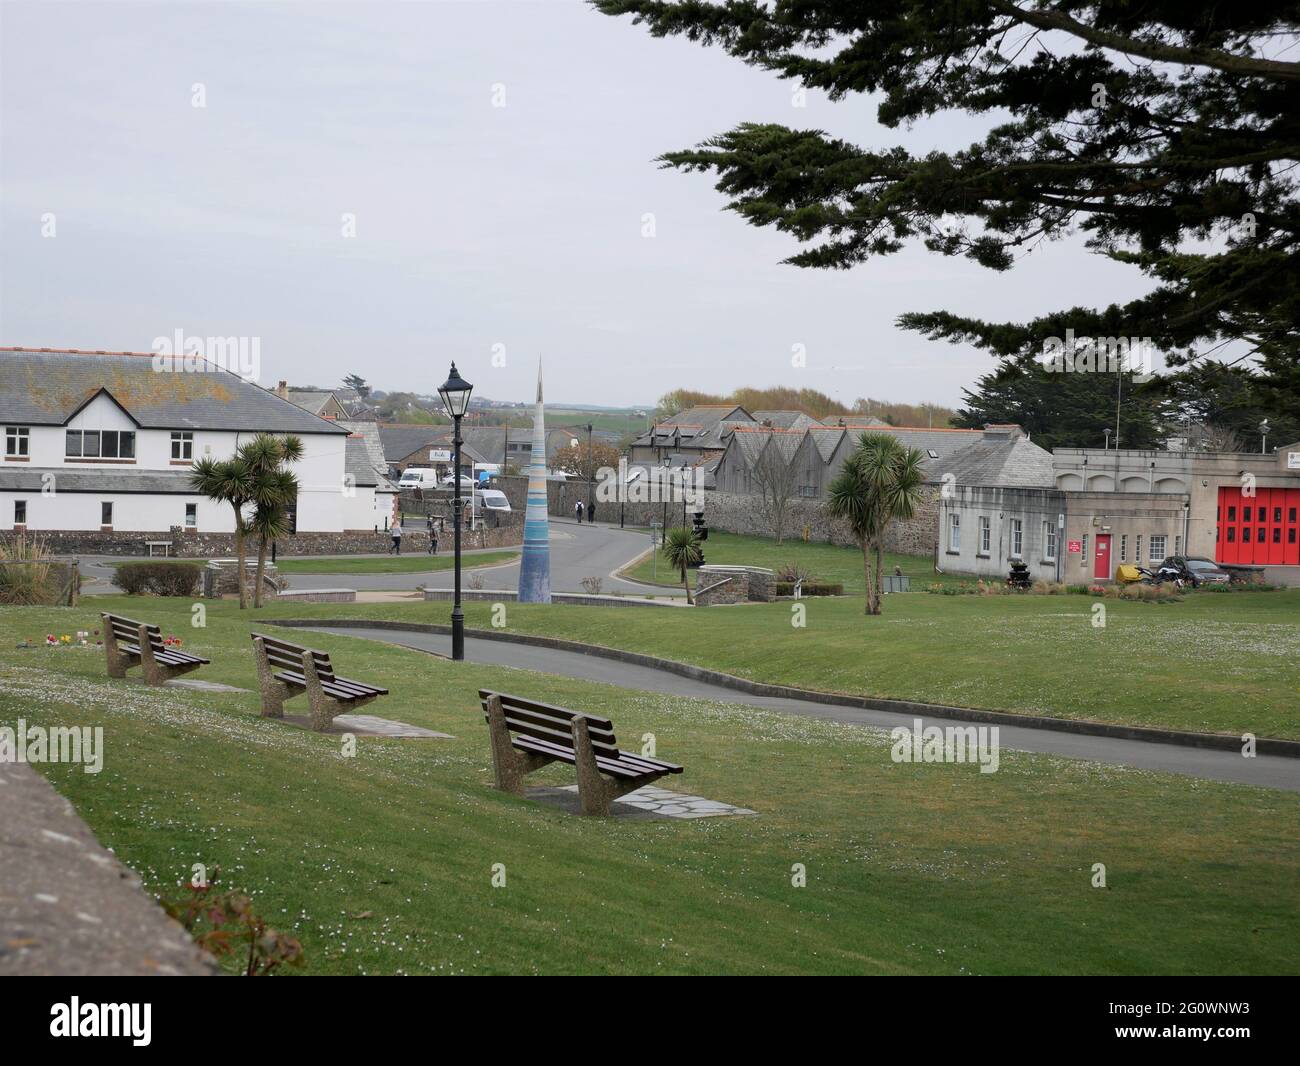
left=300, top=624, right=1300, bottom=793
left=73, top=520, right=682, bottom=597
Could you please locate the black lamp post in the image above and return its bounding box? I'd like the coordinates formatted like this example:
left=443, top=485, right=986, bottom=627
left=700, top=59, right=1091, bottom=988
left=438, top=362, right=473, bottom=661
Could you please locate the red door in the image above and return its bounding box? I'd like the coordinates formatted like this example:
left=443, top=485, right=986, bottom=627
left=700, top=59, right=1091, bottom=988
left=1094, top=534, right=1112, bottom=579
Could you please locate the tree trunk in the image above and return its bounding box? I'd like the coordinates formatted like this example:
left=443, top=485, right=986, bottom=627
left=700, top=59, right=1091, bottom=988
left=683, top=565, right=693, bottom=606
left=861, top=542, right=871, bottom=615
left=232, top=506, right=248, bottom=610
left=254, top=537, right=268, bottom=608
left=873, top=543, right=885, bottom=616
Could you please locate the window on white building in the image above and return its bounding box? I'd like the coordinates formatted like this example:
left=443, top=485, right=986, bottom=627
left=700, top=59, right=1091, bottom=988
left=67, top=430, right=135, bottom=459
left=1011, top=519, right=1023, bottom=558
left=1044, top=522, right=1057, bottom=561
left=1149, top=534, right=1166, bottom=561
left=979, top=516, right=990, bottom=555
left=1135, top=534, right=1143, bottom=563
left=14, top=500, right=27, bottom=525
left=5, top=426, right=29, bottom=457
left=171, top=431, right=194, bottom=460
left=185, top=503, right=198, bottom=528
left=1120, top=534, right=1128, bottom=562
left=1174, top=535, right=1182, bottom=556
left=101, top=502, right=113, bottom=527
left=948, top=513, right=960, bottom=552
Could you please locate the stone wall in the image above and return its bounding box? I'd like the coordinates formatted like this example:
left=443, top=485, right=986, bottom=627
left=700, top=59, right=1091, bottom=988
left=492, top=475, right=941, bottom=556
left=694, top=565, right=775, bottom=606
left=33, top=525, right=522, bottom=558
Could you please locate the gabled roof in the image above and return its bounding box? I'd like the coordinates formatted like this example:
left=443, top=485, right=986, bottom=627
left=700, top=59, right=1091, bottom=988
left=752, top=410, right=821, bottom=431
left=852, top=425, right=983, bottom=461
left=378, top=423, right=447, bottom=461
left=805, top=426, right=847, bottom=463
left=287, top=390, right=345, bottom=417
left=830, top=415, right=888, bottom=428
left=940, top=433, right=1054, bottom=488
left=0, top=348, right=349, bottom=434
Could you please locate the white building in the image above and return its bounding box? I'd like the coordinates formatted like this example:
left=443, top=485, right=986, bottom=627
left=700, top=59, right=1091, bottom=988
left=1, top=347, right=395, bottom=535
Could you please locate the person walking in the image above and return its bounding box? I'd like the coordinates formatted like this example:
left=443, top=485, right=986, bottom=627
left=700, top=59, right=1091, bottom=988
left=390, top=520, right=403, bottom=555
left=427, top=515, right=438, bottom=555
left=575, top=499, right=584, bottom=524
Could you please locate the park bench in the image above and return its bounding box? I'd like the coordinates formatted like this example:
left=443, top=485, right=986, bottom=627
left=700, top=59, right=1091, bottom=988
left=479, top=689, right=683, bottom=816
left=251, top=632, right=388, bottom=731
left=101, top=612, right=210, bottom=686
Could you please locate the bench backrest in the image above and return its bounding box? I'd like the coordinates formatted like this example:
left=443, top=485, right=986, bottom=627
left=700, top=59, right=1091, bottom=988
left=252, top=633, right=335, bottom=680
left=479, top=689, right=619, bottom=757
left=103, top=613, right=165, bottom=652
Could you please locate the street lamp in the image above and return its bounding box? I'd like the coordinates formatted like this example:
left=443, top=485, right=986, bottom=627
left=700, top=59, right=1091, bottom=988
left=438, top=362, right=473, bottom=661
left=1259, top=419, right=1271, bottom=455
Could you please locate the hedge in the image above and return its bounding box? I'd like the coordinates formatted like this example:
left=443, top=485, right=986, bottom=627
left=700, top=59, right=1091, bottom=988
left=112, top=561, right=202, bottom=597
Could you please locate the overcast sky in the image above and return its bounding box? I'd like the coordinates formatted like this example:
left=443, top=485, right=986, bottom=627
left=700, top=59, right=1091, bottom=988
left=1, top=0, right=1151, bottom=409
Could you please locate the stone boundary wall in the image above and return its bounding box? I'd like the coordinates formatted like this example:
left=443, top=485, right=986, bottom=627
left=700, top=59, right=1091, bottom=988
left=32, top=525, right=522, bottom=558
left=421, top=588, right=678, bottom=607
left=494, top=474, right=940, bottom=556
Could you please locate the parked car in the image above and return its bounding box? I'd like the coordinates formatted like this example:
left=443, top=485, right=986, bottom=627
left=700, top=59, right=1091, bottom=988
left=441, top=474, right=475, bottom=490
left=1162, top=555, right=1232, bottom=587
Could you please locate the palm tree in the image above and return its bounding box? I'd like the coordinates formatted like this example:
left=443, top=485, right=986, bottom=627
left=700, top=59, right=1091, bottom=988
left=826, top=433, right=926, bottom=616
left=190, top=454, right=255, bottom=609
left=662, top=526, right=703, bottom=605
left=243, top=435, right=303, bottom=608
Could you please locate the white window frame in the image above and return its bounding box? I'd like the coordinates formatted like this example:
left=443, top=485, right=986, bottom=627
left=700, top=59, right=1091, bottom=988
left=1120, top=534, right=1128, bottom=562
left=1081, top=533, right=1089, bottom=566
left=1149, top=534, right=1166, bottom=561
left=948, top=512, right=961, bottom=552
left=5, top=426, right=29, bottom=457
left=14, top=499, right=27, bottom=524
left=1044, top=522, right=1057, bottom=562
left=185, top=502, right=198, bottom=528
left=1011, top=518, right=1023, bottom=558
left=979, top=516, right=990, bottom=555
left=171, top=431, right=194, bottom=461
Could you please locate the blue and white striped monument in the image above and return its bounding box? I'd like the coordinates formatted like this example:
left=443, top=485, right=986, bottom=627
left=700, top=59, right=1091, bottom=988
left=517, top=361, right=551, bottom=602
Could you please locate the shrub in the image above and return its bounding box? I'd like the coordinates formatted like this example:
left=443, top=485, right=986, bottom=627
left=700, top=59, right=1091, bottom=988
left=775, top=562, right=811, bottom=584
left=580, top=576, right=603, bottom=595
left=112, top=561, right=201, bottom=597
left=774, top=580, right=844, bottom=596
left=0, top=532, right=54, bottom=605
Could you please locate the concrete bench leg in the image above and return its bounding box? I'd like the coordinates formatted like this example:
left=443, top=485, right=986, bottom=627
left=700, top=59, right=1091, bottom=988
left=100, top=614, right=132, bottom=679
left=572, top=717, right=668, bottom=816
left=138, top=628, right=203, bottom=686
left=486, top=694, right=554, bottom=794
left=252, top=636, right=293, bottom=718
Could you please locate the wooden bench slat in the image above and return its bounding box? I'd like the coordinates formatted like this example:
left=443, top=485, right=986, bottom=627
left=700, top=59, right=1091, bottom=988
left=512, top=735, right=647, bottom=779
left=478, top=689, right=613, bottom=733
left=478, top=701, right=617, bottom=742
left=272, top=670, right=386, bottom=701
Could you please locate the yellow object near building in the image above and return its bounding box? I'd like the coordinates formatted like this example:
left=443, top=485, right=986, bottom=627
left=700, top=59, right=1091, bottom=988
left=1115, top=564, right=1143, bottom=584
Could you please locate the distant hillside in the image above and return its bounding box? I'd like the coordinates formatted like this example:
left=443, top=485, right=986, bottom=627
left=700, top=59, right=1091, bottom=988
left=654, top=387, right=958, bottom=428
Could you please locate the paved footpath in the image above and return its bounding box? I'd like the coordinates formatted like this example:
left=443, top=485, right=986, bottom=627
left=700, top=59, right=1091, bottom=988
left=301, top=625, right=1300, bottom=793
left=0, top=761, right=214, bottom=975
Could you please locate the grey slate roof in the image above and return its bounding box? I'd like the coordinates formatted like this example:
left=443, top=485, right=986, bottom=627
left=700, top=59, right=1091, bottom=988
left=0, top=468, right=199, bottom=493
left=286, top=390, right=340, bottom=415
left=0, top=349, right=349, bottom=435
left=853, top=426, right=983, bottom=461
left=807, top=426, right=847, bottom=462
left=752, top=410, right=821, bottom=431
left=344, top=435, right=391, bottom=489
left=938, top=435, right=1055, bottom=488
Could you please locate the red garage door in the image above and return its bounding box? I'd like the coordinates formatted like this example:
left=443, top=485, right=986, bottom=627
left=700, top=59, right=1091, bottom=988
left=1217, top=487, right=1300, bottom=565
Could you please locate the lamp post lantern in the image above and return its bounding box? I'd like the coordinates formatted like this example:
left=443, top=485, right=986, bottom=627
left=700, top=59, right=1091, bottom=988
left=438, top=362, right=473, bottom=661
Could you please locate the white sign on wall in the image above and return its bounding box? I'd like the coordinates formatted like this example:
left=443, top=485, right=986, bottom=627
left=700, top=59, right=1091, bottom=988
left=429, top=449, right=452, bottom=462
left=1288, top=451, right=1300, bottom=470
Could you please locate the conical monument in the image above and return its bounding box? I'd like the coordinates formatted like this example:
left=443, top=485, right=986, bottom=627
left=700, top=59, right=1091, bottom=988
left=517, top=360, right=551, bottom=603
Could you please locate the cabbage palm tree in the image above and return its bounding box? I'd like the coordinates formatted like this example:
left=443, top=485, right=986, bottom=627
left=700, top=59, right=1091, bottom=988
left=190, top=454, right=255, bottom=609
left=826, top=433, right=926, bottom=616
left=243, top=435, right=304, bottom=608
left=662, top=526, right=703, bottom=605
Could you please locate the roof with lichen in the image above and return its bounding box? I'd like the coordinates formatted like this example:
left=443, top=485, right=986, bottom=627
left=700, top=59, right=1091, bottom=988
left=0, top=348, right=348, bottom=434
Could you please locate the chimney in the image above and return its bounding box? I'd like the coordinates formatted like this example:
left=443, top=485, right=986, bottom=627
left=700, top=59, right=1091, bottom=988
left=275, top=380, right=289, bottom=400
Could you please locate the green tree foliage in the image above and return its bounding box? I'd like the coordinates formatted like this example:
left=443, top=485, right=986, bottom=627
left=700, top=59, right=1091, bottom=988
left=661, top=526, right=704, bottom=604
left=826, top=433, right=926, bottom=615
left=597, top=1, right=1299, bottom=413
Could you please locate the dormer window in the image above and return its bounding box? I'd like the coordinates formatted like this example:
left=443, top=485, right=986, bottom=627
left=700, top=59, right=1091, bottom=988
left=66, top=429, right=136, bottom=459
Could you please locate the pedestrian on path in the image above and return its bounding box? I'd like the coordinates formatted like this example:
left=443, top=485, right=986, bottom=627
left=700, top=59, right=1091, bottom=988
left=427, top=515, right=438, bottom=555
left=575, top=500, right=584, bottom=524
left=390, top=521, right=403, bottom=555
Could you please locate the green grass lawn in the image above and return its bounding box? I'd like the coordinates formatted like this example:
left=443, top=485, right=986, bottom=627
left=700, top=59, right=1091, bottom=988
left=621, top=530, right=959, bottom=592
left=239, top=589, right=1300, bottom=740
left=273, top=550, right=518, bottom=575
left=2, top=595, right=1297, bottom=975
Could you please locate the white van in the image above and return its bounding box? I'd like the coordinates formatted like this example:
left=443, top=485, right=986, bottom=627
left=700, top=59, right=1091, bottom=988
left=397, top=468, right=440, bottom=491
left=473, top=489, right=512, bottom=514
